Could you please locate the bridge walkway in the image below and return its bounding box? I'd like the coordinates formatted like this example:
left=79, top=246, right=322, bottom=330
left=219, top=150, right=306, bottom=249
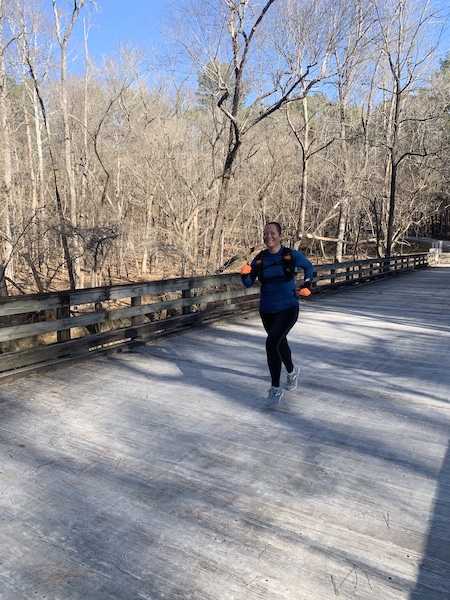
left=0, top=265, right=449, bottom=599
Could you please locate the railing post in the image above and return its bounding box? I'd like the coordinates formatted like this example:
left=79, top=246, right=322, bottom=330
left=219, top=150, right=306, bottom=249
left=182, top=288, right=192, bottom=315
left=225, top=283, right=232, bottom=305
left=131, top=296, right=143, bottom=325
left=57, top=293, right=71, bottom=343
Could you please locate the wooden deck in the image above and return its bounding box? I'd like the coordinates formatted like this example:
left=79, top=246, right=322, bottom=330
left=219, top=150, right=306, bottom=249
left=0, top=265, right=449, bottom=600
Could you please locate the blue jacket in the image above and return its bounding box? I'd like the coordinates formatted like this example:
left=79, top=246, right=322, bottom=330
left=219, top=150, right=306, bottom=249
left=241, top=246, right=314, bottom=313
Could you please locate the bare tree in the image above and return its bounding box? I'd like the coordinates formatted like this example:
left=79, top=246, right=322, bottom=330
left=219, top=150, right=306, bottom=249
left=0, top=0, right=14, bottom=294
left=1, top=0, right=450, bottom=296
left=330, top=0, right=372, bottom=261
left=15, top=1, right=76, bottom=289
left=51, top=0, right=86, bottom=287
left=167, top=0, right=345, bottom=271
left=285, top=95, right=335, bottom=245
left=370, top=0, right=447, bottom=256
left=12, top=0, right=50, bottom=290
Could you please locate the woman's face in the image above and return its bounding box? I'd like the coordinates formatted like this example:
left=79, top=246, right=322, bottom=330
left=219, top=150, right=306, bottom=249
left=263, top=224, right=282, bottom=253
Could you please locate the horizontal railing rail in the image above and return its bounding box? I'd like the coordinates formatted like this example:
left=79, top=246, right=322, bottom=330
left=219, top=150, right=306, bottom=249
left=0, top=253, right=429, bottom=381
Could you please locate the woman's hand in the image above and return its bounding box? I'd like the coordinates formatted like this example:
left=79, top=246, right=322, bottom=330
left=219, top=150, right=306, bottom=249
left=298, top=279, right=312, bottom=297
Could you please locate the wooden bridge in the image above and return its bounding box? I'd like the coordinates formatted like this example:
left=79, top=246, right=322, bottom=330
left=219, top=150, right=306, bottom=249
left=0, top=264, right=449, bottom=599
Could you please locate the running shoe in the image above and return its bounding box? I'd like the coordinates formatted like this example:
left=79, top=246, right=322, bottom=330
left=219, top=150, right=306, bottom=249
left=265, top=386, right=283, bottom=406
left=286, top=366, right=299, bottom=391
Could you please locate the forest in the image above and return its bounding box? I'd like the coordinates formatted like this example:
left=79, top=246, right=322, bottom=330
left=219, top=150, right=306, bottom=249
left=0, top=0, right=449, bottom=294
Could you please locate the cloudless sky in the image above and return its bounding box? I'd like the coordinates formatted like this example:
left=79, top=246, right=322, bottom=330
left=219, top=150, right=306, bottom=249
left=86, top=0, right=169, bottom=63
left=49, top=0, right=449, bottom=71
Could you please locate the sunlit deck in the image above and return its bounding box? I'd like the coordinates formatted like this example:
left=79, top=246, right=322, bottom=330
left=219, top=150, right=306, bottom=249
left=1, top=265, right=449, bottom=599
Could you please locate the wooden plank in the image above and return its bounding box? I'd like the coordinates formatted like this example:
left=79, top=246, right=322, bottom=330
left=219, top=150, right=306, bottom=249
left=0, top=295, right=63, bottom=316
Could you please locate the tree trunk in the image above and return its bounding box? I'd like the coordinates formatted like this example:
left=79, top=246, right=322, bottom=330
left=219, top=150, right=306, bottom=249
left=206, top=145, right=238, bottom=273
left=0, top=1, right=14, bottom=294
left=297, top=97, right=309, bottom=240
left=335, top=201, right=348, bottom=262
left=52, top=0, right=85, bottom=288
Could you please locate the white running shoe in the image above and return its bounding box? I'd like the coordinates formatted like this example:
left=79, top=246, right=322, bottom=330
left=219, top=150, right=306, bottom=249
left=265, top=386, right=283, bottom=406
left=286, top=366, right=299, bottom=391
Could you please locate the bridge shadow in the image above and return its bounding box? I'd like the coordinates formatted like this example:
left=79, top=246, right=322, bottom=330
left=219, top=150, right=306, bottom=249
left=304, top=267, right=450, bottom=599
left=409, top=441, right=450, bottom=600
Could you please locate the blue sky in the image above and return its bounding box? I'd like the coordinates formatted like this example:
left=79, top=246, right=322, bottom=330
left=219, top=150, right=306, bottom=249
left=51, top=0, right=449, bottom=71
left=85, top=0, right=169, bottom=63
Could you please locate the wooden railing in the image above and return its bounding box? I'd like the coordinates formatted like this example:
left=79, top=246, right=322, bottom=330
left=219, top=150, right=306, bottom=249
left=0, top=253, right=429, bottom=381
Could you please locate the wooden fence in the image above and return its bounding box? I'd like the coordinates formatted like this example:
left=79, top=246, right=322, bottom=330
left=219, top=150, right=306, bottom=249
left=0, top=253, right=429, bottom=382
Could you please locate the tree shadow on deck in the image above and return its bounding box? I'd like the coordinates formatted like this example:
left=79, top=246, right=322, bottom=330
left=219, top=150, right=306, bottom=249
left=120, top=315, right=450, bottom=597
left=410, top=441, right=450, bottom=600
left=305, top=265, right=450, bottom=599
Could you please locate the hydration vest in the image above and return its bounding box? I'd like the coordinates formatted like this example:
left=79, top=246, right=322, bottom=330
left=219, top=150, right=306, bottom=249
left=254, top=247, right=295, bottom=282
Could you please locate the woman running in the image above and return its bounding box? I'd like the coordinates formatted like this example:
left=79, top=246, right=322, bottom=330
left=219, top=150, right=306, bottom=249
left=241, top=222, right=314, bottom=406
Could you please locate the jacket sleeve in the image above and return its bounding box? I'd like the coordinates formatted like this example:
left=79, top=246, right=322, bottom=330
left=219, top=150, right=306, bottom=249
left=241, top=258, right=258, bottom=288
left=293, top=250, right=314, bottom=282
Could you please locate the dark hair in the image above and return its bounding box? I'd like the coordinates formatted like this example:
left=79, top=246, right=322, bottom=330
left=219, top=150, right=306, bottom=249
left=265, top=221, right=282, bottom=234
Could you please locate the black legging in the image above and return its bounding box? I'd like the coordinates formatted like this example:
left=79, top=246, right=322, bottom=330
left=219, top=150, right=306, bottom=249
left=260, top=306, right=299, bottom=388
